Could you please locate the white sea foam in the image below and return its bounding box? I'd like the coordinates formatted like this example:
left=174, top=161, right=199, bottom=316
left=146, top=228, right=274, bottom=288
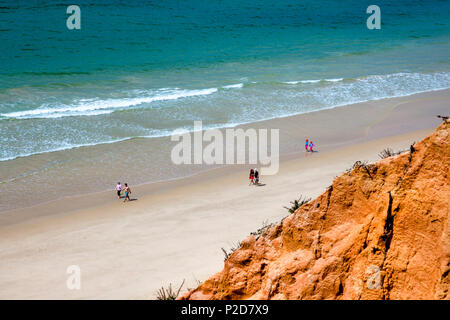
left=283, top=79, right=336, bottom=84
left=223, top=83, right=244, bottom=89
left=0, top=122, right=240, bottom=162
left=1, top=87, right=218, bottom=119
left=2, top=72, right=450, bottom=162
left=301, top=79, right=321, bottom=83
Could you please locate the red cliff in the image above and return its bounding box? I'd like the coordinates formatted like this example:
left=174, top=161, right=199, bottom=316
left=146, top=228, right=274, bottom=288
left=182, top=121, right=450, bottom=300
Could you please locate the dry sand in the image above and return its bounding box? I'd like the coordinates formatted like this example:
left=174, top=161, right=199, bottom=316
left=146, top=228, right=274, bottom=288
left=0, top=89, right=448, bottom=299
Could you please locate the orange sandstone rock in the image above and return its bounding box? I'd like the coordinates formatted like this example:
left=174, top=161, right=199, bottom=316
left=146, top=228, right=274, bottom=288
left=182, top=121, right=450, bottom=300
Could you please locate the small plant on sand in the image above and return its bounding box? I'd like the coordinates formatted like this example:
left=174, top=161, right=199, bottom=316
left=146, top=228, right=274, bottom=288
left=221, top=241, right=241, bottom=262
left=250, top=219, right=274, bottom=238
left=378, top=148, right=395, bottom=159
left=349, top=160, right=376, bottom=179
left=156, top=279, right=185, bottom=300
left=378, top=147, right=408, bottom=159
left=186, top=279, right=202, bottom=292
left=283, top=195, right=311, bottom=214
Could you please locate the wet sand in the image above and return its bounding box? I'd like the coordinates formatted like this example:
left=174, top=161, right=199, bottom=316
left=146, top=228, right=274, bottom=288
left=0, top=89, right=448, bottom=298
left=1, top=88, right=449, bottom=214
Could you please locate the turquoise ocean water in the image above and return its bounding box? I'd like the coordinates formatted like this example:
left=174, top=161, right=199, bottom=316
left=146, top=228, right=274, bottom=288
left=0, top=0, right=449, bottom=161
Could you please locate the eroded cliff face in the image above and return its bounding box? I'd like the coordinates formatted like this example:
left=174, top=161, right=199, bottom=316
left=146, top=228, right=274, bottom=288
left=182, top=122, right=450, bottom=300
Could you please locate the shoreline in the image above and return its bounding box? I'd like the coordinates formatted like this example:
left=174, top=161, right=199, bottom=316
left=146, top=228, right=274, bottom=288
left=2, top=85, right=448, bottom=164
left=1, top=88, right=449, bottom=215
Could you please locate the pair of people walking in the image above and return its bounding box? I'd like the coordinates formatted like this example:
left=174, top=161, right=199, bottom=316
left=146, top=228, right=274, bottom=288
left=304, top=139, right=315, bottom=152
left=115, top=182, right=131, bottom=202
left=249, top=168, right=260, bottom=186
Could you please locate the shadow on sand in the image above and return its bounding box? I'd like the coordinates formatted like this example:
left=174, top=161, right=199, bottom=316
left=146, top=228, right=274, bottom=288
left=118, top=196, right=138, bottom=202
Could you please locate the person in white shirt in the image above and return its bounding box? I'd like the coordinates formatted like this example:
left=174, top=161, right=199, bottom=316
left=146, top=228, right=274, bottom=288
left=116, top=182, right=122, bottom=199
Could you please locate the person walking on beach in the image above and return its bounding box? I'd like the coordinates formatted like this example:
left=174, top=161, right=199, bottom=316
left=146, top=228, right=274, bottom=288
left=309, top=141, right=315, bottom=152
left=123, top=183, right=131, bottom=202
left=249, top=169, right=254, bottom=185
left=305, top=139, right=309, bottom=152
left=116, top=182, right=122, bottom=199
left=253, top=168, right=259, bottom=185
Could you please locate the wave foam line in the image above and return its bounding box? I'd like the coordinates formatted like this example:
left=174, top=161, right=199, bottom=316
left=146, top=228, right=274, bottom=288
left=283, top=78, right=343, bottom=84
left=223, top=83, right=244, bottom=89
left=1, top=87, right=218, bottom=119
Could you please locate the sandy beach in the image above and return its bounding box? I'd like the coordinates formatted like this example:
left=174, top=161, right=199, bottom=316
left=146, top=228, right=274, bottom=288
left=0, top=89, right=448, bottom=299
